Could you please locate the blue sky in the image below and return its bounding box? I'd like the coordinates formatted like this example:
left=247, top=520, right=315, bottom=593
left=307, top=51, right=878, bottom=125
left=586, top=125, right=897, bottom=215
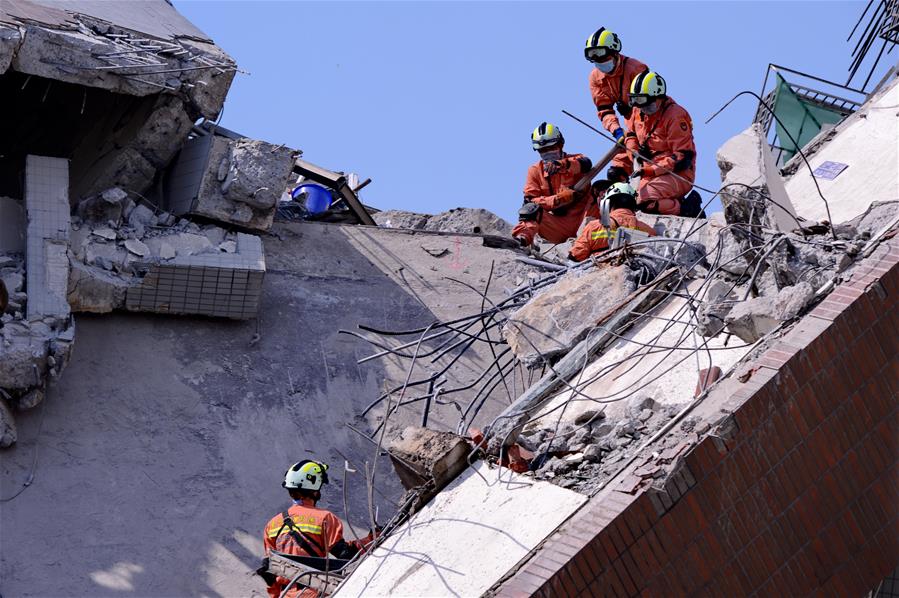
left=177, top=1, right=889, bottom=222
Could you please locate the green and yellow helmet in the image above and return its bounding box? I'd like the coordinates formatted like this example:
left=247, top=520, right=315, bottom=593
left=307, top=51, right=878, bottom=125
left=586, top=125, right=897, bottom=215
left=283, top=460, right=330, bottom=491
left=531, top=122, right=564, bottom=150
left=629, top=70, right=667, bottom=106
left=584, top=27, right=622, bottom=63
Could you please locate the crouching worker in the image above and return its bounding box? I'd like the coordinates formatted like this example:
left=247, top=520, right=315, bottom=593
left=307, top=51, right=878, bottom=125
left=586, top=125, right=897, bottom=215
left=259, top=461, right=377, bottom=598
left=512, top=122, right=596, bottom=247
left=568, top=182, right=656, bottom=262
left=606, top=71, right=703, bottom=217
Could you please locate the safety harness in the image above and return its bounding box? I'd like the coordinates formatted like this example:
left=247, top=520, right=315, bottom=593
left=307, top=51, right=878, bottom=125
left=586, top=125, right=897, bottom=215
left=275, top=510, right=327, bottom=557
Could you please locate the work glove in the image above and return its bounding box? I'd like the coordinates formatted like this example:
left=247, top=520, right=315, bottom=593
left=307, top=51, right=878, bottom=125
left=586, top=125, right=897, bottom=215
left=606, top=166, right=628, bottom=183
left=615, top=101, right=633, bottom=120
left=518, top=202, right=542, bottom=222
left=612, top=127, right=625, bottom=142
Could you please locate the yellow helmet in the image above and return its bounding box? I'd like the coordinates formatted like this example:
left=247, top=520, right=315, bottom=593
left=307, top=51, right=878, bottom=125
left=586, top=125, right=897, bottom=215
left=531, top=122, right=564, bottom=150
left=584, top=27, right=622, bottom=63
left=283, top=460, right=329, bottom=491
left=629, top=70, right=667, bottom=106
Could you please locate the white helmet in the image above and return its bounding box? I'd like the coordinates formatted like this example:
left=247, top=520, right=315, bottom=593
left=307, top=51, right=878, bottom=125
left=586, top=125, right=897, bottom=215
left=531, top=122, right=564, bottom=150
left=283, top=460, right=329, bottom=491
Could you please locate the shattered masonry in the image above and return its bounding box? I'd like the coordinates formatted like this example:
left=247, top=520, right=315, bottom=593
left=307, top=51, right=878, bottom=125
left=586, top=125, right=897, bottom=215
left=334, top=75, right=899, bottom=597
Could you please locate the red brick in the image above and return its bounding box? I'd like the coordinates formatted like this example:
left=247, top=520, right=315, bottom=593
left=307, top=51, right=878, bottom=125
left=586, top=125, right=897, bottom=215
left=601, top=564, right=628, bottom=598
left=611, top=556, right=638, bottom=596
left=596, top=529, right=620, bottom=562
left=642, top=527, right=669, bottom=570
left=629, top=535, right=660, bottom=580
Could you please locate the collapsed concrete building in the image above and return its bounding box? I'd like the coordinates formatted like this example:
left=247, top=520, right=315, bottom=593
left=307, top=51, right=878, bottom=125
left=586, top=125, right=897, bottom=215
left=1, top=1, right=897, bottom=597
left=327, top=70, right=899, bottom=596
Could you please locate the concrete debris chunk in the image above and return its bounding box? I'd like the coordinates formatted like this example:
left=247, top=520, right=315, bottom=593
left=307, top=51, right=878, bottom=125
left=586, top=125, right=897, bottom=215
left=503, top=265, right=633, bottom=367
left=124, top=239, right=150, bottom=257
left=168, top=136, right=296, bottom=232
left=159, top=242, right=176, bottom=260
left=91, top=228, right=118, bottom=241
left=0, top=397, right=15, bottom=449
left=218, top=241, right=237, bottom=253
left=67, top=261, right=128, bottom=313
left=388, top=427, right=470, bottom=511
left=725, top=281, right=815, bottom=342
left=128, top=204, right=157, bottom=231
left=695, top=279, right=737, bottom=337
left=717, top=123, right=799, bottom=232
left=374, top=207, right=512, bottom=236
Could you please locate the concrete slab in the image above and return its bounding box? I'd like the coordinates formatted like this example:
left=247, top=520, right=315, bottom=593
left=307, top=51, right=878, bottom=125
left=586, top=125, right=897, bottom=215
left=334, top=461, right=587, bottom=598
left=24, top=155, right=70, bottom=320
left=785, top=76, right=899, bottom=225
left=528, top=278, right=752, bottom=428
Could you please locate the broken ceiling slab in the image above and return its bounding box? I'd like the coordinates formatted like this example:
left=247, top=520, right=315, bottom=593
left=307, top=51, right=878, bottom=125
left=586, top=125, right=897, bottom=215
left=717, top=123, right=799, bottom=232
left=503, top=265, right=634, bottom=367
left=124, top=232, right=265, bottom=319
left=375, top=207, right=513, bottom=237
left=19, top=0, right=214, bottom=43
left=334, top=461, right=587, bottom=598
left=783, top=74, right=899, bottom=225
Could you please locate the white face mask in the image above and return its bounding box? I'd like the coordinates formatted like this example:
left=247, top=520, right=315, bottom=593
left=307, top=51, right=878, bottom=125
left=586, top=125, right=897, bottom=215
left=594, top=57, right=616, bottom=74
left=539, top=149, right=563, bottom=162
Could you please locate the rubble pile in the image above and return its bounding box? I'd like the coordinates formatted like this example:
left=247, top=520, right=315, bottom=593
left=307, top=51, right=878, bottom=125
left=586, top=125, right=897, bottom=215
left=375, top=207, right=512, bottom=236
left=482, top=124, right=897, bottom=495
left=0, top=251, right=74, bottom=448
left=518, top=397, right=689, bottom=493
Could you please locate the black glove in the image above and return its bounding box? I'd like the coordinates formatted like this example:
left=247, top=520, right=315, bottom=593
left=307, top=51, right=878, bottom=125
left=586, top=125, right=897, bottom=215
left=607, top=166, right=628, bottom=183
left=518, top=202, right=542, bottom=222
left=255, top=558, right=277, bottom=586
left=616, top=101, right=633, bottom=120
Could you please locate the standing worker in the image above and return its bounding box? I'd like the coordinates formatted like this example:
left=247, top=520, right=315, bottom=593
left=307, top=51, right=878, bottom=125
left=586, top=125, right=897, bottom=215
left=568, top=182, right=656, bottom=262
left=608, top=71, right=702, bottom=216
left=584, top=27, right=648, bottom=160
left=259, top=460, right=376, bottom=598
left=512, top=122, right=596, bottom=247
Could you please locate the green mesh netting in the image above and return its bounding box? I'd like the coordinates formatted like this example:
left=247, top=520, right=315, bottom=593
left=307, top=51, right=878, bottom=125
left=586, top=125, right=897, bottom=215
left=772, top=73, right=845, bottom=165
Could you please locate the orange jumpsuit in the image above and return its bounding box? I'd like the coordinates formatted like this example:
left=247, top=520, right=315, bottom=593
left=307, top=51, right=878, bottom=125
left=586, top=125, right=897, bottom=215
left=611, top=97, right=697, bottom=216
left=263, top=498, right=368, bottom=598
left=511, top=153, right=598, bottom=245
left=588, top=54, right=648, bottom=134
left=569, top=208, right=656, bottom=261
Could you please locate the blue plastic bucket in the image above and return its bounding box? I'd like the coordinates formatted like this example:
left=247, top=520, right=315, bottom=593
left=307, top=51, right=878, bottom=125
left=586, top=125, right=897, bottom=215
left=291, top=183, right=333, bottom=214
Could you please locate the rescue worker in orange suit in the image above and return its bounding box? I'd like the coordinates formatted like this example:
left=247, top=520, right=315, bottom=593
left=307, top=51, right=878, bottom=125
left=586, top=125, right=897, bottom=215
left=569, top=182, right=656, bottom=262
left=512, top=122, right=597, bottom=247
left=607, top=71, right=701, bottom=217
left=584, top=26, right=647, bottom=156
left=259, top=460, right=376, bottom=598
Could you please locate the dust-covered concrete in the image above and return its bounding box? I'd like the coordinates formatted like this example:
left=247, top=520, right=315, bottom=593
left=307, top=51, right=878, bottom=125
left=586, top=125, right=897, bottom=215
left=0, top=221, right=540, bottom=597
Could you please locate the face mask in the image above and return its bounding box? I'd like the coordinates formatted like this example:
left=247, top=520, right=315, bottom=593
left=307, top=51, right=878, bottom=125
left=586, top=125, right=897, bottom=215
left=594, top=57, right=616, bottom=74
left=641, top=100, right=660, bottom=115
left=539, top=149, right=562, bottom=162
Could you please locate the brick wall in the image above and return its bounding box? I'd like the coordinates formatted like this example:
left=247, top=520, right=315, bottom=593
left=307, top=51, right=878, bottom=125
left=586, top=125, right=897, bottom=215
left=494, top=238, right=899, bottom=597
